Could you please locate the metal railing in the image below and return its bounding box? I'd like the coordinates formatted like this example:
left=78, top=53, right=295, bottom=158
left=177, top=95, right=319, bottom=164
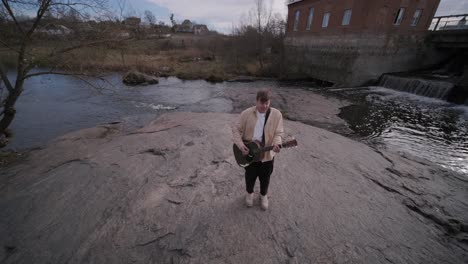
left=429, top=14, right=468, bottom=31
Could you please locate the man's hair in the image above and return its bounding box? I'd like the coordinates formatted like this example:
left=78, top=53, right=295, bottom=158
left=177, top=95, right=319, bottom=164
left=256, top=89, right=272, bottom=102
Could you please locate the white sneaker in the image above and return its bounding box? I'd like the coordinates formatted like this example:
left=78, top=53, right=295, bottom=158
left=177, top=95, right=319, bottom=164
left=245, top=193, right=254, bottom=207
left=260, top=195, right=269, bottom=210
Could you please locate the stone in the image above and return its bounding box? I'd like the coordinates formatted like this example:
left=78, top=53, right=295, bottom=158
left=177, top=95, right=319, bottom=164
left=0, top=112, right=466, bottom=263
left=205, top=74, right=224, bottom=83
left=122, top=71, right=159, bottom=86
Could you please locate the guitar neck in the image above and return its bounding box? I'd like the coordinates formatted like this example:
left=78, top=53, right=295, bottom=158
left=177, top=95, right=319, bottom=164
left=261, top=143, right=286, bottom=152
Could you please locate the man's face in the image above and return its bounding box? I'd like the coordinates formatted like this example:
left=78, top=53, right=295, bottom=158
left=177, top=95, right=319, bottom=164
left=256, top=99, right=270, bottom=113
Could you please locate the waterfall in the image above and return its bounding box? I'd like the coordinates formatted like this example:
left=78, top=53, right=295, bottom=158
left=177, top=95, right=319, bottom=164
left=378, top=74, right=455, bottom=100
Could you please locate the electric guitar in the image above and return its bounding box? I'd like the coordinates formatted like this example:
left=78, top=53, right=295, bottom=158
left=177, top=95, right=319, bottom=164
left=233, top=139, right=298, bottom=167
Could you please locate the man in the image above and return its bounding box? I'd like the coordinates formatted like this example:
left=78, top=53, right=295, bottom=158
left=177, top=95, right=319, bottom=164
left=232, top=89, right=284, bottom=210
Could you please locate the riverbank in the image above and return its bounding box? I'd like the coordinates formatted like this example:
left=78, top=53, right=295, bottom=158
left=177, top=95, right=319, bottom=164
left=3, top=73, right=467, bottom=175
left=0, top=112, right=466, bottom=263
left=2, top=74, right=349, bottom=151
left=0, top=36, right=282, bottom=83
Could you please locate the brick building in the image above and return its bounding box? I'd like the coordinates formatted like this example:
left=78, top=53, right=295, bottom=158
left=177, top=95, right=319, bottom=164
left=286, top=0, right=439, bottom=35
left=284, top=0, right=445, bottom=86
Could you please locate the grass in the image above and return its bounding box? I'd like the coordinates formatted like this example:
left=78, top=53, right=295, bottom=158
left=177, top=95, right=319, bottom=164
left=0, top=51, right=18, bottom=68
left=0, top=36, right=275, bottom=82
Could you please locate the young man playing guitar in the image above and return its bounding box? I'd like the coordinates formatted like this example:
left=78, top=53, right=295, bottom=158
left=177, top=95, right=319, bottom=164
left=232, top=89, right=284, bottom=210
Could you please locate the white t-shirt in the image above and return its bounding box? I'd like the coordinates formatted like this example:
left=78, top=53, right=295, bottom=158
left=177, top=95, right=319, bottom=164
left=252, top=110, right=266, bottom=142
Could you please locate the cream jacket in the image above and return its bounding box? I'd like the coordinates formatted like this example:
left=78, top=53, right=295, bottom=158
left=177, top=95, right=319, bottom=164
left=232, top=106, right=284, bottom=162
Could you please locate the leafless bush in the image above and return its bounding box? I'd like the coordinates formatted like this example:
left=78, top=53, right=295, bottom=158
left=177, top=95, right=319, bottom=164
left=229, top=1, right=286, bottom=77
left=0, top=0, right=114, bottom=145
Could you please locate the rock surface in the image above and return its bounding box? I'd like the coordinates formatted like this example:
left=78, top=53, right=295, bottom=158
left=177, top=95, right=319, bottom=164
left=225, top=86, right=350, bottom=134
left=0, top=112, right=467, bottom=263
left=0, top=134, right=7, bottom=148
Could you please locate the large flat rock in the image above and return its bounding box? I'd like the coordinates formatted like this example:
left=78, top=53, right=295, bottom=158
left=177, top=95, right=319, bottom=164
left=0, top=112, right=467, bottom=263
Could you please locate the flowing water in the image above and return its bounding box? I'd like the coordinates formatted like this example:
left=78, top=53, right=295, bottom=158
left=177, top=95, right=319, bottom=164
left=4, top=71, right=468, bottom=176
left=335, top=86, right=468, bottom=175
left=378, top=74, right=456, bottom=100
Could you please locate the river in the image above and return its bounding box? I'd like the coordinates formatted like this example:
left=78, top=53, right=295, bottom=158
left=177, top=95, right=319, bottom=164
left=4, top=72, right=468, bottom=176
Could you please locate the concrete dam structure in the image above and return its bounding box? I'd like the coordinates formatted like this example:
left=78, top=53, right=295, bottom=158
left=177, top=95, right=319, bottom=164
left=284, top=32, right=446, bottom=86
left=283, top=0, right=455, bottom=86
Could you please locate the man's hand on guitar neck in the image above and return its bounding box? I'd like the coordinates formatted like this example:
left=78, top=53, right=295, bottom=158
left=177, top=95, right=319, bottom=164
left=273, top=144, right=280, bottom=153
left=237, top=143, right=250, bottom=156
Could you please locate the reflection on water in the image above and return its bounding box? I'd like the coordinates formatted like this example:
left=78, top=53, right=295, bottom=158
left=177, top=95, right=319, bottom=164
left=9, top=73, right=279, bottom=150
left=8, top=73, right=233, bottom=150
left=337, top=87, right=468, bottom=175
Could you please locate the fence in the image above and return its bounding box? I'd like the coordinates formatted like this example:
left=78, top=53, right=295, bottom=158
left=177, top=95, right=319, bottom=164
left=429, top=14, right=468, bottom=31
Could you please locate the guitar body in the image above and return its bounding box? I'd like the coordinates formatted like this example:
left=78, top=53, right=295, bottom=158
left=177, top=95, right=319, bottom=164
left=233, top=139, right=298, bottom=167
left=233, top=141, right=263, bottom=167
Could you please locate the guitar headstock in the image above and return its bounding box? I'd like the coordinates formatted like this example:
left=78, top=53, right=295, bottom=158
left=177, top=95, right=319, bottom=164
left=283, top=138, right=298, bottom=148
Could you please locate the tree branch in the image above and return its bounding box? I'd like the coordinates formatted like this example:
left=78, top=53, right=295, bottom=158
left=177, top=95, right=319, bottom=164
left=24, top=0, right=52, bottom=38
left=49, top=0, right=108, bottom=16
left=23, top=70, right=110, bottom=93
left=23, top=70, right=82, bottom=79
left=73, top=75, right=116, bottom=96
left=0, top=38, right=20, bottom=54
left=0, top=67, right=14, bottom=93
left=1, top=0, right=25, bottom=34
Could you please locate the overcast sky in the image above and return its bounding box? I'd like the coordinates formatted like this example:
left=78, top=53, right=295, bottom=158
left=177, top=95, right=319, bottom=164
left=111, top=0, right=468, bottom=33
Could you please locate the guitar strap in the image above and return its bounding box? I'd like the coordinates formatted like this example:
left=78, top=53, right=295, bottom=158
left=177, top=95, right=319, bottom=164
left=261, top=107, right=271, bottom=147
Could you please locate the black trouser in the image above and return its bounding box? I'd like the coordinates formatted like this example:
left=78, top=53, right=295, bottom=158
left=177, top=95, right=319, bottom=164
left=245, top=159, right=274, bottom=196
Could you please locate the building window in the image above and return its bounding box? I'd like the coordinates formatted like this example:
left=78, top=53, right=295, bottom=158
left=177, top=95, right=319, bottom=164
left=293, top=10, right=300, bottom=31
left=411, top=9, right=422, bottom=26
left=394, top=8, right=405, bottom=25
left=342, top=9, right=352, bottom=25
left=322, top=12, right=330, bottom=28
left=306, top=7, right=314, bottom=30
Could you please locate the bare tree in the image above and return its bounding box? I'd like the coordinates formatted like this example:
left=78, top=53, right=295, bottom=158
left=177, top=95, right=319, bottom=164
left=126, top=9, right=137, bottom=20
left=170, top=13, right=176, bottom=31
left=116, top=0, right=126, bottom=22
left=116, top=0, right=137, bottom=22
left=0, top=0, right=115, bottom=146
left=253, top=0, right=273, bottom=33
left=98, top=9, right=118, bottom=22
left=144, top=10, right=156, bottom=26
left=267, top=13, right=286, bottom=37
left=63, top=8, right=81, bottom=22
left=0, top=3, right=7, bottom=23
left=251, top=0, right=273, bottom=70
left=230, top=0, right=286, bottom=76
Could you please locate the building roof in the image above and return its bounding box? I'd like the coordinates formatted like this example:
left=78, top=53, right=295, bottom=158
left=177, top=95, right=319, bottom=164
left=194, top=24, right=208, bottom=29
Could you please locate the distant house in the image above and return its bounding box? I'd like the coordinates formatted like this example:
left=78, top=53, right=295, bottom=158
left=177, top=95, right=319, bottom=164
left=194, top=24, right=209, bottom=35
left=175, top=19, right=209, bottom=34
left=37, top=24, right=72, bottom=36
left=176, top=19, right=194, bottom=33
left=124, top=17, right=141, bottom=27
